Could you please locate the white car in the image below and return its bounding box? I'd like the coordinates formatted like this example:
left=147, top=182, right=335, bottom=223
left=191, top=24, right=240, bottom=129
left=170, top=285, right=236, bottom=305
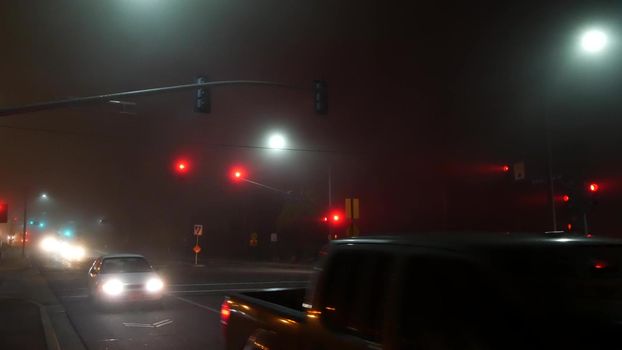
left=88, top=254, right=165, bottom=304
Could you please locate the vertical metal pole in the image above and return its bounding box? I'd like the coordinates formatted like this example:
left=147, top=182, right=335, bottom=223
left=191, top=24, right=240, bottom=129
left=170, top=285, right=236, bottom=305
left=22, top=192, right=27, bottom=258
left=328, top=165, right=332, bottom=208
left=194, top=235, right=199, bottom=265
left=543, top=83, right=557, bottom=232
left=583, top=212, right=589, bottom=235
left=328, top=165, right=332, bottom=240
left=545, top=127, right=557, bottom=231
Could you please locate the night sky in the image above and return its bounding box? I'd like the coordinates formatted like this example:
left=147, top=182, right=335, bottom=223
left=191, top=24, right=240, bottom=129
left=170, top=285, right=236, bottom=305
left=2, top=1, right=622, bottom=258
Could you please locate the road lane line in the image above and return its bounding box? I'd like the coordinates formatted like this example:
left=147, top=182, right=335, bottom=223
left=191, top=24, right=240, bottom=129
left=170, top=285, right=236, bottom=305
left=123, top=323, right=154, bottom=328
left=155, top=320, right=174, bottom=328
left=170, top=280, right=308, bottom=287
left=168, top=287, right=303, bottom=294
left=153, top=319, right=172, bottom=326
left=61, top=295, right=89, bottom=299
left=172, top=296, right=220, bottom=314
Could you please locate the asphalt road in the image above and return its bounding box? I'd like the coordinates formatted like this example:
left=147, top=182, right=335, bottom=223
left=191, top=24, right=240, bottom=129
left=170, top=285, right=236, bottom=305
left=39, top=258, right=313, bottom=350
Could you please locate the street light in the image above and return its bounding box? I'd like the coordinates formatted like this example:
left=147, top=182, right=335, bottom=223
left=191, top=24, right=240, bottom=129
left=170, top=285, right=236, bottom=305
left=267, top=133, right=286, bottom=150
left=22, top=191, right=51, bottom=257
left=580, top=28, right=608, bottom=54
left=544, top=25, right=611, bottom=231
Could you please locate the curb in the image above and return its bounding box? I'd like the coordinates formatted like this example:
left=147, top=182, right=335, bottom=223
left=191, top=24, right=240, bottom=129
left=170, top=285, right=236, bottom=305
left=33, top=264, right=88, bottom=350
left=0, top=297, right=60, bottom=350
left=35, top=300, right=61, bottom=350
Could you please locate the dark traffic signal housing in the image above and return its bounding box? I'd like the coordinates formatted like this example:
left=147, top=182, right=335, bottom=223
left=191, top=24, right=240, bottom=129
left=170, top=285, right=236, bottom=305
left=195, top=76, right=210, bottom=113
left=313, top=80, right=327, bottom=114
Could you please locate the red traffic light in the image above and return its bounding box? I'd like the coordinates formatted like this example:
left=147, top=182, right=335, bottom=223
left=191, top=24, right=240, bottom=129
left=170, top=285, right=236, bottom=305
left=562, top=194, right=570, bottom=203
left=323, top=211, right=344, bottom=225
left=174, top=159, right=190, bottom=174
left=230, top=167, right=246, bottom=181
left=0, top=202, right=7, bottom=224
left=588, top=183, right=599, bottom=193
left=502, top=165, right=510, bottom=172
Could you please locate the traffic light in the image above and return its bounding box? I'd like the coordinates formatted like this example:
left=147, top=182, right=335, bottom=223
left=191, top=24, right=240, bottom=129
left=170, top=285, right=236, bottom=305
left=195, top=76, right=210, bottom=113
left=230, top=167, right=246, bottom=182
left=174, top=159, right=190, bottom=175
left=0, top=202, right=7, bottom=223
left=322, top=211, right=344, bottom=225
left=313, top=80, right=328, bottom=114
left=588, top=182, right=599, bottom=193
left=562, top=194, right=570, bottom=203
left=502, top=165, right=510, bottom=172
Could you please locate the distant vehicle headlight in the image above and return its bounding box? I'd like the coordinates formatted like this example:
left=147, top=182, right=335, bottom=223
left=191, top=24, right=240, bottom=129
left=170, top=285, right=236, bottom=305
left=71, top=245, right=86, bottom=261
left=39, top=236, right=58, bottom=253
left=145, top=278, right=164, bottom=293
left=102, top=279, right=124, bottom=296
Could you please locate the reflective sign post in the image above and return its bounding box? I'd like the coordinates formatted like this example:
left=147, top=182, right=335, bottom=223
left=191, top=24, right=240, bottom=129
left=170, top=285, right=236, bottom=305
left=193, top=224, right=203, bottom=265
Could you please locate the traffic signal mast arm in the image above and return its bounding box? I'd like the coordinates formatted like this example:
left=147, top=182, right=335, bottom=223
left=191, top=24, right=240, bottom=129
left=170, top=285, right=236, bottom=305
left=0, top=80, right=317, bottom=117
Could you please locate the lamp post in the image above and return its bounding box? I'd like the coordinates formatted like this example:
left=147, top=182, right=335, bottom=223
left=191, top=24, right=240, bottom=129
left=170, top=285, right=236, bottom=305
left=21, top=192, right=50, bottom=257
left=544, top=27, right=609, bottom=232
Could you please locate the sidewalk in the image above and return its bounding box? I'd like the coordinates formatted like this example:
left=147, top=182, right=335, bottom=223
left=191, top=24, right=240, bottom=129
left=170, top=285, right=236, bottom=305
left=0, top=247, right=85, bottom=350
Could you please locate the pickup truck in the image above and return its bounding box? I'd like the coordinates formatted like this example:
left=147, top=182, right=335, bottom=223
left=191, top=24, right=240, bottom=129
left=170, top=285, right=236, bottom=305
left=222, top=233, right=622, bottom=350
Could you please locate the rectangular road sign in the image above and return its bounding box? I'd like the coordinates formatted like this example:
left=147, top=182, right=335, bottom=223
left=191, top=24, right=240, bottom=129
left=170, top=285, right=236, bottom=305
left=345, top=198, right=352, bottom=219
left=193, top=224, right=203, bottom=236
left=346, top=198, right=360, bottom=219
left=513, top=161, right=525, bottom=181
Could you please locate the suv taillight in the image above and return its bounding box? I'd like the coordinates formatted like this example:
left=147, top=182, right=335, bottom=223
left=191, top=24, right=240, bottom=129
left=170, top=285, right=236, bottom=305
left=221, top=300, right=231, bottom=326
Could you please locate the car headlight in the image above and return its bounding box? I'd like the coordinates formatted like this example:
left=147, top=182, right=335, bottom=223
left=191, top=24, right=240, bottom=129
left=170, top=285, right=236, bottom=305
left=102, top=279, right=124, bottom=296
left=145, top=278, right=164, bottom=293
left=39, top=236, right=58, bottom=253
left=71, top=246, right=86, bottom=261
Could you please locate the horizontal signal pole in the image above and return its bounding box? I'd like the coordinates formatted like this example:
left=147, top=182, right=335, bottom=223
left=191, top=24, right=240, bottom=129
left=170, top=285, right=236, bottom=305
left=241, top=178, right=292, bottom=196
left=0, top=80, right=305, bottom=117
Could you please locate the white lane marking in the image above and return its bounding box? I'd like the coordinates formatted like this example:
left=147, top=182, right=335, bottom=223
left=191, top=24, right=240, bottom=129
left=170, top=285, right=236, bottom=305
left=168, top=287, right=303, bottom=295
left=170, top=280, right=308, bottom=287
left=62, top=295, right=89, bottom=299
left=153, top=319, right=172, bottom=327
left=123, top=322, right=153, bottom=328
left=122, top=319, right=174, bottom=328
left=173, top=296, right=220, bottom=314
left=155, top=320, right=174, bottom=328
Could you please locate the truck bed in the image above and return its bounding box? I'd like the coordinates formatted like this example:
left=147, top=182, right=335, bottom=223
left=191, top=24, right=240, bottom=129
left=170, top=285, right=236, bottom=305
left=224, top=288, right=307, bottom=350
left=235, top=288, right=307, bottom=313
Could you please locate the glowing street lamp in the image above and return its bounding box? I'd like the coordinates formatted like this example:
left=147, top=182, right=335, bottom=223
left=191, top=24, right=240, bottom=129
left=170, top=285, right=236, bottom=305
left=267, top=133, right=286, bottom=150
left=580, top=28, right=608, bottom=54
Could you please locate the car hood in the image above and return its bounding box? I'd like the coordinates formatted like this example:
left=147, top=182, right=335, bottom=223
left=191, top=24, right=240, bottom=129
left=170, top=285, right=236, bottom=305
left=100, top=272, right=161, bottom=285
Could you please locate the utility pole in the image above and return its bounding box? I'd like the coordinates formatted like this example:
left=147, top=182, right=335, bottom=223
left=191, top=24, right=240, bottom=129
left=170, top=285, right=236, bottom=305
left=327, top=165, right=332, bottom=240
left=22, top=191, right=27, bottom=257
left=545, top=127, right=557, bottom=232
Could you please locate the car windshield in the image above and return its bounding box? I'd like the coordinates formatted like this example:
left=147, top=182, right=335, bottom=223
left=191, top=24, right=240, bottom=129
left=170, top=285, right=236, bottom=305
left=101, top=257, right=152, bottom=274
